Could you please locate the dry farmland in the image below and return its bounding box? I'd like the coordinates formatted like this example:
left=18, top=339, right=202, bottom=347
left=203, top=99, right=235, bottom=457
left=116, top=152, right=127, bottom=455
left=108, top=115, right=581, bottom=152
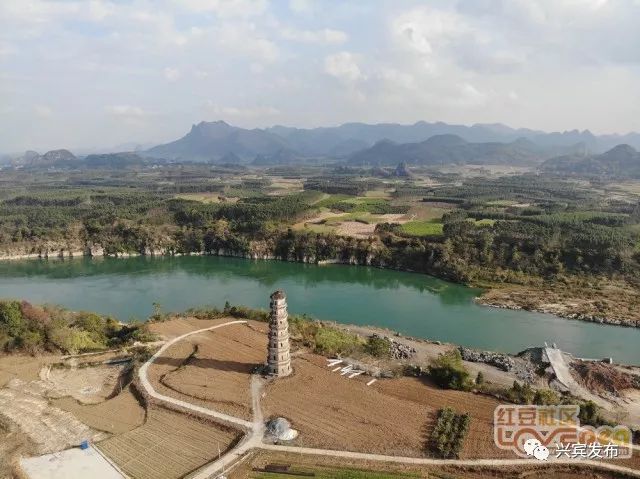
left=262, top=354, right=510, bottom=459
left=231, top=449, right=632, bottom=479
left=52, top=385, right=145, bottom=434
left=97, top=406, right=241, bottom=479
left=147, top=319, right=268, bottom=420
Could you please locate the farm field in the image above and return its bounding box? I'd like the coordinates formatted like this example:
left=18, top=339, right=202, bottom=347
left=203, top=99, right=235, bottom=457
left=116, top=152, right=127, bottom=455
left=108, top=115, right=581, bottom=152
left=250, top=468, right=419, bottom=478
left=52, top=385, right=145, bottom=434
left=97, top=406, right=241, bottom=479
left=230, top=449, right=627, bottom=479
left=147, top=318, right=268, bottom=420
left=262, top=354, right=509, bottom=459
left=399, top=220, right=444, bottom=237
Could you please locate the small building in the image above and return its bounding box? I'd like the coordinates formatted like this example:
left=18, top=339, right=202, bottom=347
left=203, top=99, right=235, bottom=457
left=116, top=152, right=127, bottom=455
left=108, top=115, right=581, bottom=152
left=267, top=290, right=292, bottom=377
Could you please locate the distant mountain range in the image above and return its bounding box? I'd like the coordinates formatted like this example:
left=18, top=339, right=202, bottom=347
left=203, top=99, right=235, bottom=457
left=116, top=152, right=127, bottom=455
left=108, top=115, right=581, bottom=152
left=541, top=144, right=640, bottom=178
left=10, top=150, right=147, bottom=170
left=7, top=120, right=640, bottom=175
left=347, top=135, right=550, bottom=166
left=144, top=120, right=640, bottom=163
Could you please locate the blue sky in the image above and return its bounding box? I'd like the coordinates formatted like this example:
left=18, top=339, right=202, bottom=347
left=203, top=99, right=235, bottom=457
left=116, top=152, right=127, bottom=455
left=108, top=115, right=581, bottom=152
left=1, top=0, right=640, bottom=152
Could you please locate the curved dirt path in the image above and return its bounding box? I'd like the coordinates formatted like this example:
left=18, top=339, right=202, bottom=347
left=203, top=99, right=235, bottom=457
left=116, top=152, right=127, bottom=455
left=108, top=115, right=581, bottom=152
left=138, top=320, right=253, bottom=429
left=138, top=322, right=640, bottom=479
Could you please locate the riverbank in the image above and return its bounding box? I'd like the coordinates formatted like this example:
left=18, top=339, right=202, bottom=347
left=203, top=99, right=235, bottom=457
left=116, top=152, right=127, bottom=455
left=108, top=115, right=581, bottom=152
left=2, top=247, right=639, bottom=330
left=477, top=279, right=640, bottom=328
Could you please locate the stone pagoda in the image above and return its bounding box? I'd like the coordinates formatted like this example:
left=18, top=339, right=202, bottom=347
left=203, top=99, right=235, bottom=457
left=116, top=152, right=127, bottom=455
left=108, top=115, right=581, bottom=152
left=267, top=290, right=292, bottom=377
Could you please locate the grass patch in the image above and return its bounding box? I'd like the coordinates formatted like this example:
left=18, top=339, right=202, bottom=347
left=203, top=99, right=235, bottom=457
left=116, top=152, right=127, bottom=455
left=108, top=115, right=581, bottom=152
left=314, top=194, right=354, bottom=209
left=474, top=218, right=496, bottom=226
left=485, top=199, right=516, bottom=206
left=174, top=193, right=222, bottom=204
left=399, top=220, right=444, bottom=237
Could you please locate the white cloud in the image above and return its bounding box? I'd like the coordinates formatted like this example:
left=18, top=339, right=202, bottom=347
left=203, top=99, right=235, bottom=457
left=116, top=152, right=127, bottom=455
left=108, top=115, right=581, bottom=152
left=163, top=67, right=181, bottom=82
left=206, top=103, right=280, bottom=119
left=393, top=7, right=468, bottom=56
left=0, top=43, right=16, bottom=57
left=324, top=51, right=362, bottom=82
left=289, top=0, right=315, bottom=14
left=34, top=105, right=53, bottom=118
left=455, top=83, right=488, bottom=108
left=105, top=104, right=149, bottom=127
left=282, top=28, right=347, bottom=45
left=105, top=105, right=146, bottom=117
left=215, top=23, right=279, bottom=63
left=176, top=0, right=268, bottom=17
left=2, top=0, right=640, bottom=151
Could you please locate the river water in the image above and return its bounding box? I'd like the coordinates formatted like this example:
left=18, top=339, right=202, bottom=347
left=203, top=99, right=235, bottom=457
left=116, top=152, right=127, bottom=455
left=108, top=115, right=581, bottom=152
left=1, top=255, right=638, bottom=364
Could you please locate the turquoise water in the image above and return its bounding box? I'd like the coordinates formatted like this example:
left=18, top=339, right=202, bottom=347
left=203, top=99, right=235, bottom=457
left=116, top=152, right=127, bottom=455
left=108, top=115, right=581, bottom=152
left=0, top=255, right=638, bottom=364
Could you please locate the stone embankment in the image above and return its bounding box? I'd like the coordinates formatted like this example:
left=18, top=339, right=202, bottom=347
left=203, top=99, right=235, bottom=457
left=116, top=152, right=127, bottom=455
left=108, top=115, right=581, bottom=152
left=370, top=334, right=417, bottom=360
left=459, top=347, right=537, bottom=384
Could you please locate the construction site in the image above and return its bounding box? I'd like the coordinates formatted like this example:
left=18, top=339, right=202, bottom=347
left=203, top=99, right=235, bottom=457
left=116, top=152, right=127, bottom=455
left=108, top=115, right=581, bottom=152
left=2, top=291, right=640, bottom=479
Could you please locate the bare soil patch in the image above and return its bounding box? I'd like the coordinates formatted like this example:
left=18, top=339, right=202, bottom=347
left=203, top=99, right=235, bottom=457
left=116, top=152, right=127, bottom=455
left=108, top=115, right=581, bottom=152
left=0, top=378, right=107, bottom=454
left=0, top=417, right=36, bottom=479
left=0, top=354, right=51, bottom=388
left=146, top=319, right=268, bottom=420
left=97, top=406, right=241, bottom=479
left=45, top=363, right=128, bottom=404
left=148, top=316, right=233, bottom=339
left=230, top=449, right=631, bottom=479
left=262, top=353, right=510, bottom=459
left=572, top=361, right=640, bottom=396
left=52, top=385, right=145, bottom=434
left=335, top=221, right=376, bottom=238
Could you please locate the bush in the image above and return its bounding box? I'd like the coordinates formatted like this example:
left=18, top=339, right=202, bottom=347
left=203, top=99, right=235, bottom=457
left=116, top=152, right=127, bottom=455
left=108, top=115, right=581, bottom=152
left=506, top=381, right=535, bottom=404
left=48, top=326, right=105, bottom=354
left=577, top=400, right=614, bottom=427
left=0, top=299, right=154, bottom=354
left=364, top=335, right=392, bottom=358
left=314, top=327, right=363, bottom=356
left=533, top=388, right=559, bottom=405
left=429, top=350, right=472, bottom=390
left=0, top=301, right=26, bottom=338
left=430, top=407, right=471, bottom=458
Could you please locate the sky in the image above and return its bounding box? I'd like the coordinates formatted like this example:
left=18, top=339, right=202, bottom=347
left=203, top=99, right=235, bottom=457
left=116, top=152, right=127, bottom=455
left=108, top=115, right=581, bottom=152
left=2, top=0, right=640, bottom=152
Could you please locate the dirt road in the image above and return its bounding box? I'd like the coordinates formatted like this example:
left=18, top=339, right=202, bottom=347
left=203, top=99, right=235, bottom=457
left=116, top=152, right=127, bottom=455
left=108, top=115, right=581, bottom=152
left=136, top=322, right=640, bottom=479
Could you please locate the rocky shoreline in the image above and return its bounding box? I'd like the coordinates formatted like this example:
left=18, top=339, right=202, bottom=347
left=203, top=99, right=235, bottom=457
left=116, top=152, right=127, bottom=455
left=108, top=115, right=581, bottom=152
left=2, top=244, right=637, bottom=330
left=476, top=294, right=640, bottom=329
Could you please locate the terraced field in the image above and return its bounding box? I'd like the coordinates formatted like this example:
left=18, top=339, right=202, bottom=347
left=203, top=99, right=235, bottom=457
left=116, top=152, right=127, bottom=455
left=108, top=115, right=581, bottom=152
left=147, top=319, right=268, bottom=420
left=97, top=407, right=240, bottom=479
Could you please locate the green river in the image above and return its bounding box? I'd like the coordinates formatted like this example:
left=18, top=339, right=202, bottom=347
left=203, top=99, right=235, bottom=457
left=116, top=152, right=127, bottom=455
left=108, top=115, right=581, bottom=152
left=0, top=256, right=638, bottom=364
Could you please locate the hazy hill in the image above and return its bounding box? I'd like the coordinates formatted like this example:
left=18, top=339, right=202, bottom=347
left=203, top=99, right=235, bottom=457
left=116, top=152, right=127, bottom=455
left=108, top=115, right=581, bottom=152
left=145, top=120, right=640, bottom=163
left=541, top=144, right=640, bottom=178
left=217, top=151, right=242, bottom=164
left=146, top=120, right=288, bottom=161
left=347, top=134, right=544, bottom=166
left=38, top=149, right=76, bottom=163
left=82, top=152, right=146, bottom=169
left=268, top=121, right=635, bottom=156
left=252, top=148, right=299, bottom=166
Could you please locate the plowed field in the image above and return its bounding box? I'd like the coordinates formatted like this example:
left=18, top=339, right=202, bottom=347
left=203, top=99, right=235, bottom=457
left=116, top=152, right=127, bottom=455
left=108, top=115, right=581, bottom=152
left=97, top=406, right=240, bottom=479
left=147, top=319, right=268, bottom=420
left=262, top=354, right=510, bottom=459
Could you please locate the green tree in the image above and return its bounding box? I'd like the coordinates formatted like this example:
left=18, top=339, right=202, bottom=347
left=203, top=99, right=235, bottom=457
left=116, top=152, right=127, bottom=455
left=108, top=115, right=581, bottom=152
left=0, top=301, right=26, bottom=338
left=429, top=350, right=472, bottom=390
